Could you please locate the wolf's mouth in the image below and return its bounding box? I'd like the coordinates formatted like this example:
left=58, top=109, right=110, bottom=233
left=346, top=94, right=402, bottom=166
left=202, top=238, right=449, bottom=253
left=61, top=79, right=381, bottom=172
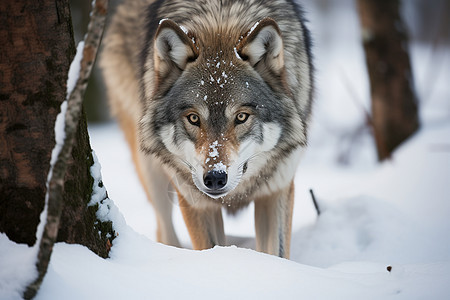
left=184, top=151, right=259, bottom=200
left=203, top=189, right=229, bottom=199
left=196, top=177, right=238, bottom=199
left=191, top=162, right=246, bottom=200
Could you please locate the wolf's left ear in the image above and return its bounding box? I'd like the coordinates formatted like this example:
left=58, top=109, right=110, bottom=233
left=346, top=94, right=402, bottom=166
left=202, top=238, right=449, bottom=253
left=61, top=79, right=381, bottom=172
left=154, top=19, right=198, bottom=80
left=237, top=18, right=284, bottom=76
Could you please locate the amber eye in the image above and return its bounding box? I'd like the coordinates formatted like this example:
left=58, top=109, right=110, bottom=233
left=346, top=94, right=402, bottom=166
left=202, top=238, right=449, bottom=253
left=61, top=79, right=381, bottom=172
left=235, top=112, right=249, bottom=125
left=187, top=114, right=200, bottom=126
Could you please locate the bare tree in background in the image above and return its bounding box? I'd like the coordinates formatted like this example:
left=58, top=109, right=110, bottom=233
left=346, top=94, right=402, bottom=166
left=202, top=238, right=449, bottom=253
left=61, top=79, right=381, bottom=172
left=0, top=0, right=113, bottom=298
left=357, top=0, right=420, bottom=160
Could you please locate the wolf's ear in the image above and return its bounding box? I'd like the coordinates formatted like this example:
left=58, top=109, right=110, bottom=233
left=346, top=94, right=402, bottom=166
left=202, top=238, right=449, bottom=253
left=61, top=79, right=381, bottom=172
left=237, top=18, right=284, bottom=76
left=154, top=19, right=198, bottom=80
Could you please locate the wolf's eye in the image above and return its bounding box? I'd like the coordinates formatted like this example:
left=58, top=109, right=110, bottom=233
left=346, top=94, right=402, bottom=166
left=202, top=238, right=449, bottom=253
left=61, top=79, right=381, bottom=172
left=235, top=112, right=249, bottom=125
left=187, top=114, right=200, bottom=126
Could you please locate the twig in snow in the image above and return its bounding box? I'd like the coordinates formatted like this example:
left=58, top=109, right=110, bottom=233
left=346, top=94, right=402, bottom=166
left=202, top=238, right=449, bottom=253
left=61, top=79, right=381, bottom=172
left=24, top=1, right=108, bottom=299
left=309, top=189, right=321, bottom=217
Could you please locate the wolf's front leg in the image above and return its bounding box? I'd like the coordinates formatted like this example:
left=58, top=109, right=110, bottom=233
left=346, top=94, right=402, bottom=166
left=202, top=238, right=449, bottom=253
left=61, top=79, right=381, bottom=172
left=254, top=181, right=295, bottom=258
left=178, top=193, right=226, bottom=250
left=137, top=152, right=180, bottom=247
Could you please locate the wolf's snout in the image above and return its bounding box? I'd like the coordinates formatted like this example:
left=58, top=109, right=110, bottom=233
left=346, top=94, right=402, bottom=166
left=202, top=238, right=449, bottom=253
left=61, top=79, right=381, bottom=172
left=203, top=170, right=227, bottom=190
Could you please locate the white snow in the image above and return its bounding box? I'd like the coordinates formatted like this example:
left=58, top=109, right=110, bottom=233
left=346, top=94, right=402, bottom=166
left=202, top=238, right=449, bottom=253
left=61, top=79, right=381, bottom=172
left=2, top=2, right=450, bottom=299
left=208, top=140, right=220, bottom=158
left=248, top=21, right=260, bottom=36
left=233, top=47, right=242, bottom=60
left=67, top=41, right=84, bottom=96
left=158, top=18, right=169, bottom=25
left=213, top=162, right=227, bottom=173
left=88, top=151, right=126, bottom=230
left=88, top=151, right=106, bottom=206
left=0, top=239, right=38, bottom=300
left=179, top=25, right=188, bottom=35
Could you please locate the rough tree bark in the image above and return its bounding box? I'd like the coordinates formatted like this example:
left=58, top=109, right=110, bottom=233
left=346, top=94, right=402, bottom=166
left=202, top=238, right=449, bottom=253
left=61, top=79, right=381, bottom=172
left=0, top=0, right=113, bottom=298
left=0, top=0, right=75, bottom=245
left=357, top=0, right=420, bottom=160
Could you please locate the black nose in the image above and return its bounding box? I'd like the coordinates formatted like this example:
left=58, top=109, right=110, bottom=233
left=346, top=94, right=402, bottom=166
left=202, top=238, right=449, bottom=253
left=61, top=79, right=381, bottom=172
left=203, top=171, right=228, bottom=190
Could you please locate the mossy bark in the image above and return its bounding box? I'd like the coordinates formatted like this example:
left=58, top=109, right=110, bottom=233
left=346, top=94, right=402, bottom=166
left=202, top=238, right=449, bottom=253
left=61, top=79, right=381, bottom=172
left=58, top=108, right=114, bottom=258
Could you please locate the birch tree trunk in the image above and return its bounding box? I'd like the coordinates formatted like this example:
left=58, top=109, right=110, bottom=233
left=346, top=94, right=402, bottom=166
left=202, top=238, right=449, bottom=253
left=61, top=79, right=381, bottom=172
left=357, top=0, right=420, bottom=160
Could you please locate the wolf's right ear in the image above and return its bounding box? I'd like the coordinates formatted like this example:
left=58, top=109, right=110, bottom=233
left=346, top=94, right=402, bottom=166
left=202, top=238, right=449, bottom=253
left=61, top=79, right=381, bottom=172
left=153, top=19, right=198, bottom=80
left=236, top=18, right=284, bottom=76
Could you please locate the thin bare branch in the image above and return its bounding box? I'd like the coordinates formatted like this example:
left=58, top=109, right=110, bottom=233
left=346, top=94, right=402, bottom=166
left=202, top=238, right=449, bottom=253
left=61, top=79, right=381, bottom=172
left=24, top=1, right=109, bottom=298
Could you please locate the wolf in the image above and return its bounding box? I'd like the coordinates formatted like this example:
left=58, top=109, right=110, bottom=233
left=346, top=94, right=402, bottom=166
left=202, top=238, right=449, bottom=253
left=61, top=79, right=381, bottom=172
left=100, top=0, right=313, bottom=258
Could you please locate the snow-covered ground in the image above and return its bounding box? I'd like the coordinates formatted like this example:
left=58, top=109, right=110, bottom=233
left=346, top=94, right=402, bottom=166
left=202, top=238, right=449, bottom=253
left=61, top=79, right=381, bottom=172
left=1, top=1, right=450, bottom=299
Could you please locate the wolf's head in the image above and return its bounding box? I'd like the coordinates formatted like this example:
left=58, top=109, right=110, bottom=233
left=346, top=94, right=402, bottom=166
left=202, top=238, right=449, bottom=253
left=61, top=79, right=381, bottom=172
left=140, top=18, right=307, bottom=199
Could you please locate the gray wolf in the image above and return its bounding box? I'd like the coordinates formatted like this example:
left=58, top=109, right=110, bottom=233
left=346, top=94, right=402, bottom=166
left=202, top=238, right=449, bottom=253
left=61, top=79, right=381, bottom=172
left=100, top=0, right=313, bottom=258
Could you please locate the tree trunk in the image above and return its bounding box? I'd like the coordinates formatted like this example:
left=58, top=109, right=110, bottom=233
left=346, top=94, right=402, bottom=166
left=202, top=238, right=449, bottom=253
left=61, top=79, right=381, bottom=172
left=1, top=1, right=113, bottom=297
left=357, top=0, right=420, bottom=160
left=57, top=109, right=114, bottom=258
left=0, top=0, right=75, bottom=246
